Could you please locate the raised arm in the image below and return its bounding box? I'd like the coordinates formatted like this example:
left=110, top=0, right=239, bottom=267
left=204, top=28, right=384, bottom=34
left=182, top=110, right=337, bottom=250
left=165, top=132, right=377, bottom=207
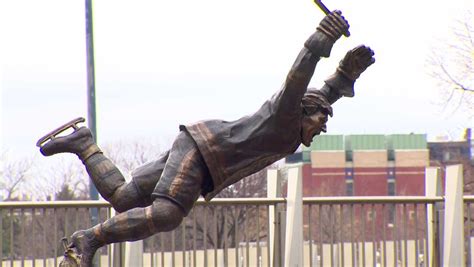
left=277, top=11, right=350, bottom=113
left=320, top=45, right=376, bottom=104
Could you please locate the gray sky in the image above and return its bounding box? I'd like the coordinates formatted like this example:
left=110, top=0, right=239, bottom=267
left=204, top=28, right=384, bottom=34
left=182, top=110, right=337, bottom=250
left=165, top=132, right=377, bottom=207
left=2, top=0, right=473, bottom=162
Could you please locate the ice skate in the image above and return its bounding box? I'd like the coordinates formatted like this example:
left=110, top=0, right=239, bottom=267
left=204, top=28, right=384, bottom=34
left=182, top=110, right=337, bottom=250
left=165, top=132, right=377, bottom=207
left=36, top=117, right=97, bottom=158
left=59, top=237, right=80, bottom=267
left=68, top=230, right=101, bottom=267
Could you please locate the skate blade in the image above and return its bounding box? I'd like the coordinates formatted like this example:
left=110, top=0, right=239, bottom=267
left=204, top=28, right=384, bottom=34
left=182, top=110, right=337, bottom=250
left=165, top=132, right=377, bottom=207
left=36, top=117, right=86, bottom=148
left=59, top=237, right=81, bottom=267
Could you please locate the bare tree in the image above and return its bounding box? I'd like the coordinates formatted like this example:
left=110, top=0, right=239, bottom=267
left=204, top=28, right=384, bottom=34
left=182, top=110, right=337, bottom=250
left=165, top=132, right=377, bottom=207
left=102, top=140, right=162, bottom=179
left=146, top=167, right=271, bottom=253
left=194, top=168, right=269, bottom=249
left=428, top=11, right=473, bottom=115
left=32, top=157, right=89, bottom=200
left=28, top=140, right=162, bottom=201
left=0, top=151, right=34, bottom=201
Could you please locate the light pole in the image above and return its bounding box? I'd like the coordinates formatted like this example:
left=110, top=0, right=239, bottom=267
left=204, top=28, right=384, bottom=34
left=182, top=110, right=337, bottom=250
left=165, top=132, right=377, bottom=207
left=85, top=0, right=99, bottom=202
left=85, top=1, right=102, bottom=265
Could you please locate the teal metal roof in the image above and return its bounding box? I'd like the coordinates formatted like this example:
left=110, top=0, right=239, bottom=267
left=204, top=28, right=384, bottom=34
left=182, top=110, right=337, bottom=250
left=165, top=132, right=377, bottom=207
left=346, top=135, right=386, bottom=150
left=388, top=134, right=427, bottom=149
left=306, top=135, right=344, bottom=151
left=304, top=134, right=428, bottom=151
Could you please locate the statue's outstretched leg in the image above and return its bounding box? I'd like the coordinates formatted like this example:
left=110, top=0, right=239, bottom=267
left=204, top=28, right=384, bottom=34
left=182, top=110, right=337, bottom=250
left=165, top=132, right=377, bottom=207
left=67, top=130, right=208, bottom=266
left=37, top=118, right=151, bottom=212
left=70, top=198, right=184, bottom=266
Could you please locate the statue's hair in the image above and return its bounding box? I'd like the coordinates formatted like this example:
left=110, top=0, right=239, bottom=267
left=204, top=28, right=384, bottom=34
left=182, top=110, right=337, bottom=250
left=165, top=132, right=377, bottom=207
left=301, top=89, right=333, bottom=117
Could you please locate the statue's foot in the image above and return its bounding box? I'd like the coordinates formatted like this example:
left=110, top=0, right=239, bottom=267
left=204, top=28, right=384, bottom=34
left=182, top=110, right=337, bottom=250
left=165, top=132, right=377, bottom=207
left=38, top=127, right=94, bottom=157
left=69, top=230, right=101, bottom=267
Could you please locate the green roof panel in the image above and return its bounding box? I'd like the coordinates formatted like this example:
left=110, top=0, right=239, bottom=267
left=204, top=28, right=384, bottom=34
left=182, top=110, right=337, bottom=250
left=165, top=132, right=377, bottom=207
left=307, top=135, right=344, bottom=151
left=349, top=135, right=386, bottom=150
left=390, top=134, right=427, bottom=149
left=304, top=134, right=428, bottom=151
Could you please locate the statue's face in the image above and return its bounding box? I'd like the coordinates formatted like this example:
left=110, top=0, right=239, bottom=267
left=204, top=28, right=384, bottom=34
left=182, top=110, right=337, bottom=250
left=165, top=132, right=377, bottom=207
left=301, top=111, right=328, bottom=147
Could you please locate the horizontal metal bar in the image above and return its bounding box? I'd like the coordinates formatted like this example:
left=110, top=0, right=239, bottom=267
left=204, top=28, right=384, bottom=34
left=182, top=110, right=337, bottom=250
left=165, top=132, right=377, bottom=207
left=302, top=196, right=445, bottom=204
left=0, top=201, right=112, bottom=209
left=463, top=196, right=474, bottom=203
left=0, top=198, right=286, bottom=209
left=0, top=196, right=450, bottom=209
left=195, top=197, right=286, bottom=205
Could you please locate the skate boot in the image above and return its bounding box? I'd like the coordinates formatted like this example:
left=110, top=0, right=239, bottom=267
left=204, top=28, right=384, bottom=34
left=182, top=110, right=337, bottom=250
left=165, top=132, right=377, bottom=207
left=59, top=238, right=80, bottom=267
left=36, top=117, right=101, bottom=161
left=68, top=229, right=104, bottom=267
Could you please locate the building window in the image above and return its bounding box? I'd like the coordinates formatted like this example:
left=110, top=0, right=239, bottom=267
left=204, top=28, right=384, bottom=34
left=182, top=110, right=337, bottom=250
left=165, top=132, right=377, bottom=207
left=346, top=180, right=354, bottom=196
left=388, top=179, right=396, bottom=196
left=346, top=150, right=353, bottom=162
left=387, top=149, right=395, bottom=161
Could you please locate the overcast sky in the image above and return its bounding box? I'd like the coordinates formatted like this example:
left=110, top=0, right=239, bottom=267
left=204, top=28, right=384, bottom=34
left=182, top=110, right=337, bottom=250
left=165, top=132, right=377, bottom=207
left=1, top=0, right=473, bottom=162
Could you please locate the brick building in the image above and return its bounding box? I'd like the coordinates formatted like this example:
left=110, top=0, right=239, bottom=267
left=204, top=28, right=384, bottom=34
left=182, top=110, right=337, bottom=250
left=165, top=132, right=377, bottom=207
left=284, top=131, right=472, bottom=242
left=286, top=134, right=429, bottom=197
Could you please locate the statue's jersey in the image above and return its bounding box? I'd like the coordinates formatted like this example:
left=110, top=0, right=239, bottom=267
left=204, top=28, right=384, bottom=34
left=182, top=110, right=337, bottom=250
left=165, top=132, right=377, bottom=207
left=182, top=32, right=327, bottom=200
left=132, top=31, right=328, bottom=202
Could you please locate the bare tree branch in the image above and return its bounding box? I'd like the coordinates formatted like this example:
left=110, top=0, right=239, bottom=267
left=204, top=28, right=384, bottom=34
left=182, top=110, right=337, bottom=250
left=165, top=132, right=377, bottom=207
left=0, top=151, right=34, bottom=200
left=428, top=11, right=474, bottom=117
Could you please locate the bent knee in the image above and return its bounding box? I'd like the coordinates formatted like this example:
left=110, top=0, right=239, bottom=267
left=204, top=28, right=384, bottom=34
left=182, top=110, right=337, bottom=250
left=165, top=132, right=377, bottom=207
left=151, top=198, right=184, bottom=232
left=110, top=183, right=151, bottom=213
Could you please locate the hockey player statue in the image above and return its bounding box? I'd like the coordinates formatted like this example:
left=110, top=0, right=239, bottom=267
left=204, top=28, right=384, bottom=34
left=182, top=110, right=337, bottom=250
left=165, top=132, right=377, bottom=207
left=37, top=10, right=374, bottom=266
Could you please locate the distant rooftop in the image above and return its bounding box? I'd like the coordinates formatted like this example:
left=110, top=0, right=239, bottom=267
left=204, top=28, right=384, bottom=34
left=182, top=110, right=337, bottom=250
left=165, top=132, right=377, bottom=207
left=304, top=133, right=427, bottom=151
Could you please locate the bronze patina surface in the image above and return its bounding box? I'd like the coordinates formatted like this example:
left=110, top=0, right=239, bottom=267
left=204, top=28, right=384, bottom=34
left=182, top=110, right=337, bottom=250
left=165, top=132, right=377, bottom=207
left=40, top=10, right=375, bottom=266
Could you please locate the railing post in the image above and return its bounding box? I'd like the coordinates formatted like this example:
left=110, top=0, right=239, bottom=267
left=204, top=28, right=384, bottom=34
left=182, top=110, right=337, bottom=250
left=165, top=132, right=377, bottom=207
left=111, top=243, right=125, bottom=267
left=426, top=167, right=442, bottom=267
left=110, top=208, right=125, bottom=267
left=284, top=166, right=303, bottom=267
left=125, top=241, right=143, bottom=266
left=268, top=169, right=283, bottom=266
left=443, top=164, right=465, bottom=266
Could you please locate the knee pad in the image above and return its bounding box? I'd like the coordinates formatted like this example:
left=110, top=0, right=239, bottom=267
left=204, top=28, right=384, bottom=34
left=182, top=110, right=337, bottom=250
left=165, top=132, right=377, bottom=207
left=110, top=182, right=153, bottom=213
left=150, top=198, right=184, bottom=232
left=86, top=155, right=126, bottom=199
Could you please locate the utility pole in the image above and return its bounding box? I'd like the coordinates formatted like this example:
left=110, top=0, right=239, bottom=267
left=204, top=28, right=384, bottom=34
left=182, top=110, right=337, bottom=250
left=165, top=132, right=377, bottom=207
left=85, top=1, right=101, bottom=265
left=85, top=0, right=99, bottom=202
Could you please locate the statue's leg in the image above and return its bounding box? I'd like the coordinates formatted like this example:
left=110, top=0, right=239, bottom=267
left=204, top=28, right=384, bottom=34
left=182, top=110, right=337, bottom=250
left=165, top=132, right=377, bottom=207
left=128, top=150, right=171, bottom=207
left=84, top=153, right=153, bottom=212
left=70, top=198, right=184, bottom=266
left=37, top=124, right=151, bottom=211
left=69, top=130, right=209, bottom=266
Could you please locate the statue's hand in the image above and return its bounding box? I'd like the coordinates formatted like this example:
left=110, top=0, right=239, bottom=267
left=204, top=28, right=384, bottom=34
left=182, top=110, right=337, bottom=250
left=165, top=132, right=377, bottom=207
left=316, top=10, right=350, bottom=43
left=337, top=45, right=375, bottom=81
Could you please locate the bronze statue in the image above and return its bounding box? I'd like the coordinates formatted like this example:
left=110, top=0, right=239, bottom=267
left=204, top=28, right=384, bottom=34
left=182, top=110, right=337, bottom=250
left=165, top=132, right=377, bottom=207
left=37, top=11, right=374, bottom=266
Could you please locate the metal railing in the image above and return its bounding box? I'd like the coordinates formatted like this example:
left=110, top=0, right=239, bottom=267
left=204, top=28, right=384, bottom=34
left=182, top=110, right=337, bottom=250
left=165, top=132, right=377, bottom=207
left=2, top=165, right=468, bottom=266
left=0, top=198, right=285, bottom=267
left=3, top=195, right=471, bottom=267
left=141, top=198, right=286, bottom=267
left=302, top=196, right=444, bottom=267
left=0, top=201, right=112, bottom=267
